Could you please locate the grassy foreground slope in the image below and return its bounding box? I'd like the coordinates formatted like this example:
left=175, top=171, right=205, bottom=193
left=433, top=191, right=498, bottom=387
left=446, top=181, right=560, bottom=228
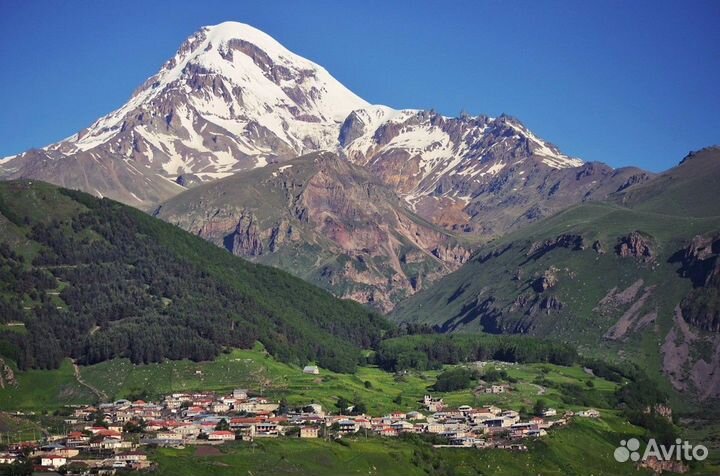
left=150, top=416, right=654, bottom=476
left=392, top=147, right=720, bottom=407
left=0, top=180, right=389, bottom=378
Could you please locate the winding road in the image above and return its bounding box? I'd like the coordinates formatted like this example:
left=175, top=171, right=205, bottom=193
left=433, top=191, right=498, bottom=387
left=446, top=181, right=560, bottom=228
left=529, top=383, right=547, bottom=395
left=72, top=361, right=109, bottom=402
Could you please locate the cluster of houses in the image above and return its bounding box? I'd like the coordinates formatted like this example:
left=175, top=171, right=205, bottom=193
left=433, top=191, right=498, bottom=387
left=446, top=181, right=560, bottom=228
left=0, top=387, right=601, bottom=474
left=0, top=436, right=148, bottom=474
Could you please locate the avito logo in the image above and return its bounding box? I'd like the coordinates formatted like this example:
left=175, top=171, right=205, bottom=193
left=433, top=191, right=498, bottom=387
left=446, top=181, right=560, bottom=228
left=614, top=438, right=708, bottom=463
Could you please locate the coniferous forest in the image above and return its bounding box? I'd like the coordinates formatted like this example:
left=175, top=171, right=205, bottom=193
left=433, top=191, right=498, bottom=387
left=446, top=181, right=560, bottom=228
left=0, top=184, right=389, bottom=373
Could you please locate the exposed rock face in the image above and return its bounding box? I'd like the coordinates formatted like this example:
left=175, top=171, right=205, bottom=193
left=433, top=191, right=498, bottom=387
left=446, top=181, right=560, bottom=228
left=533, top=266, right=559, bottom=292
left=155, top=152, right=470, bottom=312
left=674, top=233, right=720, bottom=332
left=592, top=240, right=605, bottom=254
left=661, top=307, right=720, bottom=401
left=537, top=296, right=563, bottom=313
left=676, top=234, right=720, bottom=287
left=228, top=211, right=264, bottom=256
left=527, top=234, right=585, bottom=258
left=616, top=231, right=655, bottom=261
left=595, top=279, right=645, bottom=314
left=599, top=281, right=658, bottom=341
left=268, top=219, right=294, bottom=252
left=342, top=111, right=652, bottom=238
left=0, top=358, right=17, bottom=389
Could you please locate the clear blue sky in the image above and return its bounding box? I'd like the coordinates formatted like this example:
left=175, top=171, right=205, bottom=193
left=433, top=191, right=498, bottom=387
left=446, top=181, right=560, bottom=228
left=1, top=0, right=718, bottom=171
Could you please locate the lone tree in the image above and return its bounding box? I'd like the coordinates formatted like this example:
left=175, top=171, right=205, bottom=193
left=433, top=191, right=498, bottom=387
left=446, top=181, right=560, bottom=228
left=336, top=396, right=351, bottom=413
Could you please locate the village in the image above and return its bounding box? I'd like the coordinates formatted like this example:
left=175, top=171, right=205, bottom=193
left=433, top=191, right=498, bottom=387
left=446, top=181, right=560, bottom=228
left=0, top=365, right=602, bottom=475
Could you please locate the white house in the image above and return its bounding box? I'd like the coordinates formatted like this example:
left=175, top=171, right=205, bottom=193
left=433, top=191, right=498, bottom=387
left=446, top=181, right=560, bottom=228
left=156, top=431, right=183, bottom=441
left=113, top=452, right=147, bottom=463
left=303, top=365, right=320, bottom=375
left=208, top=430, right=236, bottom=441
left=40, top=454, right=67, bottom=468
left=0, top=453, right=19, bottom=464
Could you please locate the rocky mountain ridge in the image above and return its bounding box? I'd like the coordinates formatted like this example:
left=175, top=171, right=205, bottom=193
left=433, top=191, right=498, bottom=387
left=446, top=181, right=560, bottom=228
left=154, top=152, right=470, bottom=312
left=0, top=22, right=650, bottom=240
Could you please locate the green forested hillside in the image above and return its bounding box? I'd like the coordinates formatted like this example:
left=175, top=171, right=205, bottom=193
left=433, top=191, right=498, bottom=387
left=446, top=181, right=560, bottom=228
left=0, top=180, right=390, bottom=373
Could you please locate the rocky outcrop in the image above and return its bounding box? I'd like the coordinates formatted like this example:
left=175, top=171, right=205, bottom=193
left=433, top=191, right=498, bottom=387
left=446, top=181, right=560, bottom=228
left=431, top=244, right=472, bottom=264
left=676, top=233, right=720, bottom=287
left=661, top=306, right=720, bottom=400
left=338, top=110, right=368, bottom=147
left=268, top=219, right=294, bottom=252
left=533, top=266, right=559, bottom=292
left=228, top=212, right=264, bottom=256
left=527, top=234, right=585, bottom=258
left=592, top=240, right=605, bottom=254
left=674, top=234, right=720, bottom=332
left=616, top=231, right=655, bottom=261
left=0, top=358, right=17, bottom=389
left=537, top=296, right=563, bottom=313
left=601, top=283, right=657, bottom=341
left=595, top=279, right=645, bottom=314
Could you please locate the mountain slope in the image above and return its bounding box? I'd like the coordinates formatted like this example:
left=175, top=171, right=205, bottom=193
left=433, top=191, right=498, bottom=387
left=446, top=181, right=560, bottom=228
left=0, top=22, right=650, bottom=239
left=391, top=147, right=720, bottom=402
left=341, top=110, right=652, bottom=236
left=0, top=22, right=369, bottom=207
left=0, top=180, right=389, bottom=373
left=154, top=151, right=470, bottom=312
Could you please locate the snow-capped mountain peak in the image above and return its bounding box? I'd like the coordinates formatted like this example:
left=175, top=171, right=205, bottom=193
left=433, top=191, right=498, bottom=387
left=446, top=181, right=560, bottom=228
left=1, top=21, right=603, bottom=223
left=58, top=21, right=371, bottom=173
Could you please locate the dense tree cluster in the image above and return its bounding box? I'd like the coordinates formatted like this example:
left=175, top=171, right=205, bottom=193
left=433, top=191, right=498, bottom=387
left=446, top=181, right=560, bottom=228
left=374, top=334, right=578, bottom=372
left=0, top=188, right=391, bottom=373
left=0, top=243, right=56, bottom=324
left=432, top=367, right=478, bottom=392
